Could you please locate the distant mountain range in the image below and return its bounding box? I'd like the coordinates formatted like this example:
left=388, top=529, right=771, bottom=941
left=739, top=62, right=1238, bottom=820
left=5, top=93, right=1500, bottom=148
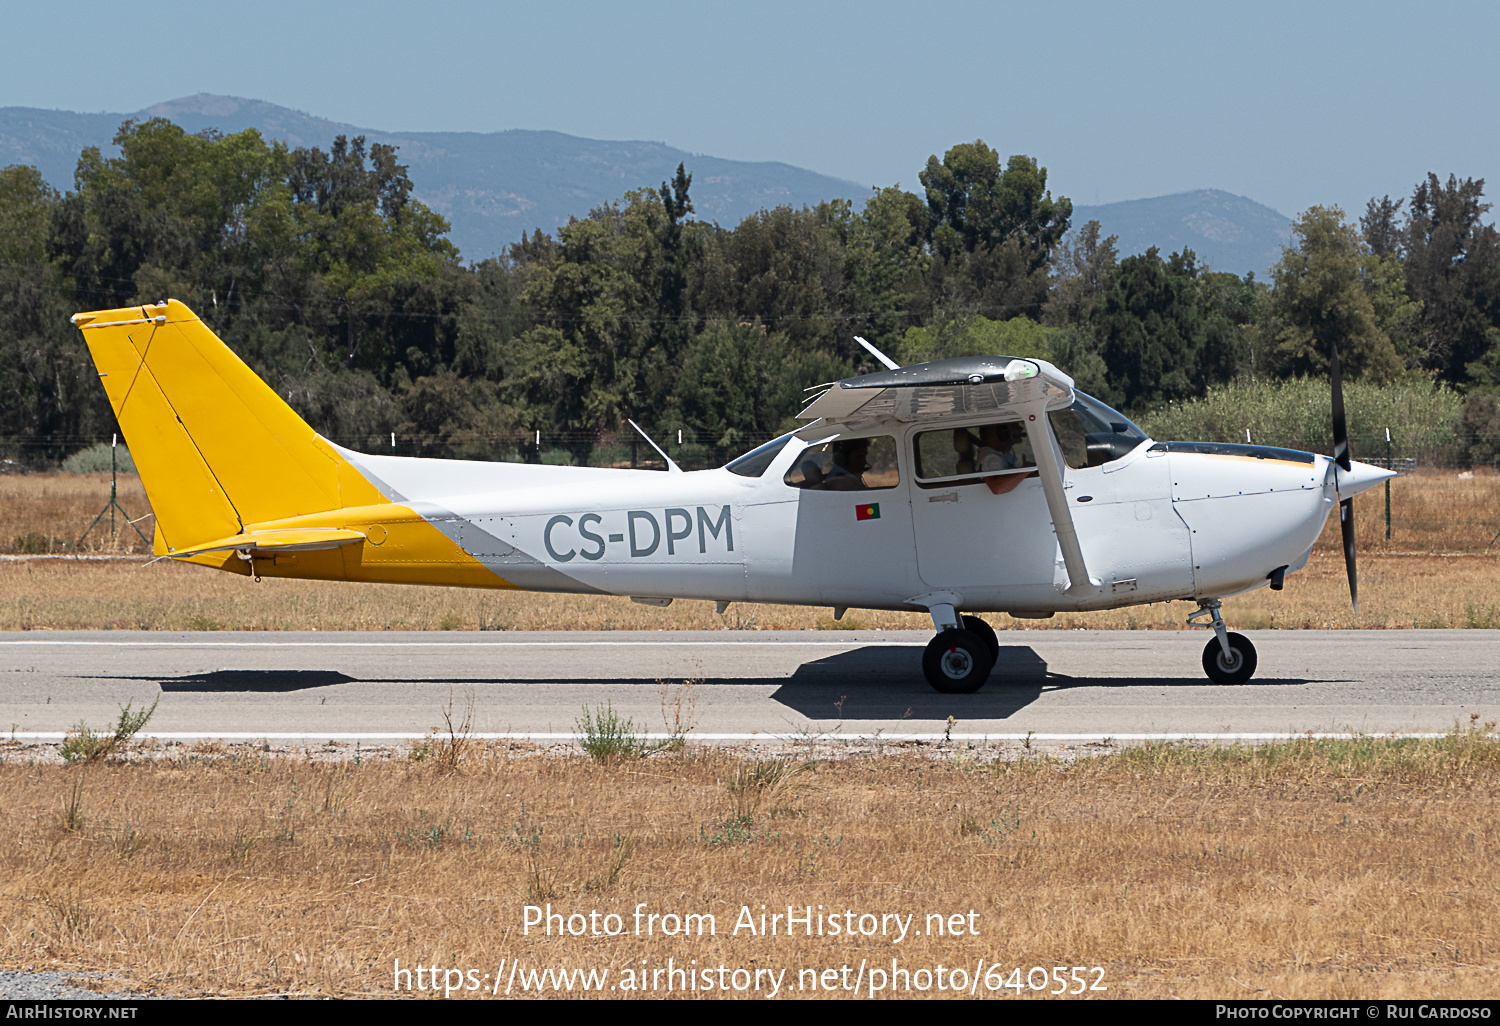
left=0, top=94, right=867, bottom=261
left=1075, top=191, right=1294, bottom=279
left=0, top=94, right=1294, bottom=275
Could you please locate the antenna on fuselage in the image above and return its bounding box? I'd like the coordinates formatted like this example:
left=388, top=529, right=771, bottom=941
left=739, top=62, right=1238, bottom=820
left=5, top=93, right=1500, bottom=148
left=854, top=336, right=900, bottom=370
left=626, top=419, right=684, bottom=474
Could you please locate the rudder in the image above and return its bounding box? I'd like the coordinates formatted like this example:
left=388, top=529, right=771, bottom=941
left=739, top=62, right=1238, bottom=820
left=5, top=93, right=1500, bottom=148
left=73, top=300, right=386, bottom=555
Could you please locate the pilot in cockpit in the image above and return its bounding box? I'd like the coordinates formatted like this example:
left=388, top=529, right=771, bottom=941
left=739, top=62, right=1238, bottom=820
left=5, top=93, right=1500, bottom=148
left=823, top=438, right=870, bottom=490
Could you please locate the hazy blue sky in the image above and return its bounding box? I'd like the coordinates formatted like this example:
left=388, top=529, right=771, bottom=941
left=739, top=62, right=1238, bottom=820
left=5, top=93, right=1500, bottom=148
left=5, top=0, right=1497, bottom=220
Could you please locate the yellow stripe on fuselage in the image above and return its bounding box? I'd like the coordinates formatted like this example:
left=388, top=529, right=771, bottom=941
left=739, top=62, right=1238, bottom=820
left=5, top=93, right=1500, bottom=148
left=1192, top=453, right=1316, bottom=469
left=238, top=504, right=523, bottom=589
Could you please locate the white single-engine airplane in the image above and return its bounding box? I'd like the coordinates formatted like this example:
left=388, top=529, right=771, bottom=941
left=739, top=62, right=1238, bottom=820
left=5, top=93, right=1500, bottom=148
left=73, top=300, right=1394, bottom=693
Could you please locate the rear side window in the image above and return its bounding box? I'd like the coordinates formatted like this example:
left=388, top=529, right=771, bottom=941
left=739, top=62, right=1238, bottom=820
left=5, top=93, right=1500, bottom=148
left=913, top=423, right=1035, bottom=484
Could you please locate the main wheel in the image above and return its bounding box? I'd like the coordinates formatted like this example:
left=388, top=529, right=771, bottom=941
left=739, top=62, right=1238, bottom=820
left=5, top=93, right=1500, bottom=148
left=923, top=628, right=994, bottom=694
left=961, top=615, right=1000, bottom=661
left=1202, top=632, right=1257, bottom=684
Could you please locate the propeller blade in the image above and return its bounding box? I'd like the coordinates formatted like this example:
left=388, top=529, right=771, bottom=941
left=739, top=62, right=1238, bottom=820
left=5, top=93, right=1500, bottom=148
left=1340, top=497, right=1358, bottom=613
left=1331, top=341, right=1356, bottom=609
left=1330, top=342, right=1350, bottom=472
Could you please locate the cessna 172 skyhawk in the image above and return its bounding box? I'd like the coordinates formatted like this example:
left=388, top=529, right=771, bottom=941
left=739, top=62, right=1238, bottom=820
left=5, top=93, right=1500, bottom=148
left=73, top=300, right=1394, bottom=693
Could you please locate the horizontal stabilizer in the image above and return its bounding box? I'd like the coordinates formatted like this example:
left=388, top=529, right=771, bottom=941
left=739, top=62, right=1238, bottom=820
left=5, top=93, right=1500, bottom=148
left=168, top=528, right=367, bottom=559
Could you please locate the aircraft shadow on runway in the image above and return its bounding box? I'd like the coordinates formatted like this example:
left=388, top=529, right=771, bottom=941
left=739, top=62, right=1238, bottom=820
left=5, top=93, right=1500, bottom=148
left=764, top=647, right=1317, bottom=721
left=149, top=670, right=358, bottom=692
left=770, top=645, right=1046, bottom=720
left=98, top=646, right=1319, bottom=721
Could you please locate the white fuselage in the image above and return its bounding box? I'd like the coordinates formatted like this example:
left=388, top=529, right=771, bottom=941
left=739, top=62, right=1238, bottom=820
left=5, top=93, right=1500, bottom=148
left=335, top=428, right=1369, bottom=616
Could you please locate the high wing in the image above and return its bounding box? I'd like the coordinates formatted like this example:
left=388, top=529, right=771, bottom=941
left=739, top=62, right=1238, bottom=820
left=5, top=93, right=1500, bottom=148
left=798, top=355, right=1099, bottom=595
left=797, top=355, right=1076, bottom=429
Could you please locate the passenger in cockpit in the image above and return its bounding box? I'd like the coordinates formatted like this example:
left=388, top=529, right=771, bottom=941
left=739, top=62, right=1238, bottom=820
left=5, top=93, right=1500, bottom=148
left=953, top=428, right=978, bottom=476
left=977, top=422, right=1030, bottom=495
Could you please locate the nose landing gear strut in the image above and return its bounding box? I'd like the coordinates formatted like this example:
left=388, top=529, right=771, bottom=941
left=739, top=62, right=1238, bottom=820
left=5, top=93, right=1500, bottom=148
left=1189, top=600, right=1258, bottom=684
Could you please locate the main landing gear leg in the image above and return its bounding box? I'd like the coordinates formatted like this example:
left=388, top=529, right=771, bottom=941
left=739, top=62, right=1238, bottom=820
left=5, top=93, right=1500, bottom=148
left=919, top=601, right=994, bottom=695
left=1189, top=600, right=1258, bottom=684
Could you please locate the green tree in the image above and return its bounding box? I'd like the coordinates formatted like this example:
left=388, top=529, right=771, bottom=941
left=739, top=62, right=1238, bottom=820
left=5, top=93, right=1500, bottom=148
left=656, top=163, right=694, bottom=332
left=674, top=321, right=850, bottom=450
left=1263, top=205, right=1402, bottom=382
left=1399, top=174, right=1500, bottom=383
left=1361, top=195, right=1404, bottom=260
left=508, top=189, right=675, bottom=434
left=1197, top=269, right=1264, bottom=384
left=842, top=185, right=931, bottom=351
left=1094, top=247, right=1238, bottom=408
left=918, top=141, right=1071, bottom=320
left=920, top=142, right=1071, bottom=259
left=277, top=134, right=466, bottom=377
left=1044, top=219, right=1118, bottom=327
left=696, top=201, right=850, bottom=353
left=38, top=120, right=471, bottom=449
left=49, top=120, right=287, bottom=316
left=896, top=315, right=1051, bottom=365
left=0, top=164, right=109, bottom=452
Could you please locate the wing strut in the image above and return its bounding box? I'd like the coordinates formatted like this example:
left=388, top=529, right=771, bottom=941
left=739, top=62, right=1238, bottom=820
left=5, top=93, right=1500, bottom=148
left=1020, top=400, right=1098, bottom=596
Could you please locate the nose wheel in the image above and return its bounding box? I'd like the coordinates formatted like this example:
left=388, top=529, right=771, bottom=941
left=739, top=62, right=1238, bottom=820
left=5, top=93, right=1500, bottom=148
left=1190, top=601, right=1258, bottom=684
left=1202, top=631, right=1257, bottom=684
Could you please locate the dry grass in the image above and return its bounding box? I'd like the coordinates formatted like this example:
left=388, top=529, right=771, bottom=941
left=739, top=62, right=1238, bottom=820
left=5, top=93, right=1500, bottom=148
left=1310, top=468, right=1500, bottom=555
left=1, top=470, right=1495, bottom=632
left=0, top=472, right=153, bottom=555
left=2, top=730, right=1497, bottom=999
left=2, top=552, right=1498, bottom=633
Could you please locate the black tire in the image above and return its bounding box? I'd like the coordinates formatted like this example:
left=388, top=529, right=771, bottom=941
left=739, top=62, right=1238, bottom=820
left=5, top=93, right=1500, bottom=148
left=923, top=629, right=994, bottom=694
left=1202, top=632, right=1257, bottom=684
left=961, top=615, right=1000, bottom=661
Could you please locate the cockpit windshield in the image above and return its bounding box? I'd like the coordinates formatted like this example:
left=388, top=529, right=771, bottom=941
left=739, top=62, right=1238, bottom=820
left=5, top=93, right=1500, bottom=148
left=724, top=433, right=793, bottom=477
left=1048, top=393, right=1149, bottom=468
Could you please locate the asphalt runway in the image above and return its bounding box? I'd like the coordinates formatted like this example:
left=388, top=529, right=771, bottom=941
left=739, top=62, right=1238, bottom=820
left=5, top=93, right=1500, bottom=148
left=1, top=629, right=1496, bottom=741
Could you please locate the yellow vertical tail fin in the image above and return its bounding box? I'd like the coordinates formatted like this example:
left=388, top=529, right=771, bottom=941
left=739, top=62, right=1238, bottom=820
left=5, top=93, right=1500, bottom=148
left=72, top=300, right=386, bottom=554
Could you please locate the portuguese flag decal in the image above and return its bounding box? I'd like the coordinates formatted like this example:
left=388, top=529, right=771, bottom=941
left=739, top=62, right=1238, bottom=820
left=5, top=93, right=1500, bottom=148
left=855, top=503, right=881, bottom=521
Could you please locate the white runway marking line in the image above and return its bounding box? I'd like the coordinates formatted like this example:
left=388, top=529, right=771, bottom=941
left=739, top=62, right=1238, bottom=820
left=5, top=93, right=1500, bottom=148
left=4, top=731, right=1454, bottom=742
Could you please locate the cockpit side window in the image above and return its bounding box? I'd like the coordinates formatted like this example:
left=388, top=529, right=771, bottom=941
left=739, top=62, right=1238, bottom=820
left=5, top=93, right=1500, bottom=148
left=784, top=436, right=899, bottom=490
